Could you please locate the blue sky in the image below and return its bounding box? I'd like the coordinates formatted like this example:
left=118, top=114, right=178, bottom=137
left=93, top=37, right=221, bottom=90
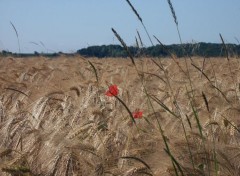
left=1, top=0, right=240, bottom=53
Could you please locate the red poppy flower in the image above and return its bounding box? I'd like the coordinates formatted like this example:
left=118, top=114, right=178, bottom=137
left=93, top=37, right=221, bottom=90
left=105, top=85, right=119, bottom=97
left=133, top=110, right=143, bottom=119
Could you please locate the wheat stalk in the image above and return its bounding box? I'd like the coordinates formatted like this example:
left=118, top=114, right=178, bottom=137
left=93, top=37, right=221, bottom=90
left=167, top=0, right=178, bottom=26
left=125, top=0, right=153, bottom=45
left=10, top=22, right=21, bottom=53
left=112, top=28, right=135, bottom=66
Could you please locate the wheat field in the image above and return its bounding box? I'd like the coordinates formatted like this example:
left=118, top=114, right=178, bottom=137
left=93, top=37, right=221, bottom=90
left=0, top=55, right=240, bottom=176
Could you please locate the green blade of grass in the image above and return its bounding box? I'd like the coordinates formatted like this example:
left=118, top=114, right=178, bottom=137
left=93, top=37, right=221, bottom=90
left=190, top=101, right=203, bottom=138
left=88, top=60, right=99, bottom=84
left=191, top=63, right=230, bottom=103
left=142, top=71, right=166, bottom=84
left=5, top=87, right=29, bottom=97
left=149, top=94, right=180, bottom=119
left=164, top=148, right=185, bottom=176
left=153, top=35, right=187, bottom=76
left=202, top=92, right=210, bottom=112
left=219, top=33, right=229, bottom=60
left=121, top=156, right=152, bottom=172
left=137, top=30, right=144, bottom=47
left=114, top=95, right=136, bottom=125
left=185, top=115, right=192, bottom=130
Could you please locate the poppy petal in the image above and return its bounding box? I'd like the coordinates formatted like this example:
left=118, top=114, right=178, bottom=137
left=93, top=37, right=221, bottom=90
left=105, top=85, right=119, bottom=97
left=133, top=110, right=143, bottom=119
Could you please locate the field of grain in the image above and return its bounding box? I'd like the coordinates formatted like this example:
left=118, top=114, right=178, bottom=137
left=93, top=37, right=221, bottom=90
left=0, top=56, right=240, bottom=176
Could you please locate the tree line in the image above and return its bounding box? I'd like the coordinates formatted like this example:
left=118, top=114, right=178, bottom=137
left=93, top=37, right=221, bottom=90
left=77, top=42, right=240, bottom=58
left=1, top=42, right=240, bottom=58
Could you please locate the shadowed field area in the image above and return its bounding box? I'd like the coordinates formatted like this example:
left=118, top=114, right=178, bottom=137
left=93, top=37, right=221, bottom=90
left=0, top=56, right=240, bottom=176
